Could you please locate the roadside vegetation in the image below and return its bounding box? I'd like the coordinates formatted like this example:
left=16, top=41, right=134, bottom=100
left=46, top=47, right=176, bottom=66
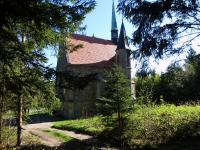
left=125, top=104, right=200, bottom=148
left=53, top=104, right=200, bottom=149
left=1, top=126, right=41, bottom=149
left=1, top=127, right=17, bottom=147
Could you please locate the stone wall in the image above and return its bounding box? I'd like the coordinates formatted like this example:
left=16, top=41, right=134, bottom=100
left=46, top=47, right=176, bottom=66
left=58, top=65, right=106, bottom=119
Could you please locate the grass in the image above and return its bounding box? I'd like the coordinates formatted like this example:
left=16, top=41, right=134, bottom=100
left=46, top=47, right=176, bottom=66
left=41, top=129, right=92, bottom=149
left=43, top=129, right=74, bottom=142
left=1, top=126, right=17, bottom=148
left=0, top=126, right=41, bottom=149
left=52, top=116, right=112, bottom=136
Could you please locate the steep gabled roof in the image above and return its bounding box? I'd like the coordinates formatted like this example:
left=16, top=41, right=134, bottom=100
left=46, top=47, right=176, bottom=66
left=68, top=34, right=117, bottom=67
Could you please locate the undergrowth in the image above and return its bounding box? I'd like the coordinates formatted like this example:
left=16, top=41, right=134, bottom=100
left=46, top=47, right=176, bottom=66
left=53, top=104, right=200, bottom=149
left=124, top=104, right=200, bottom=148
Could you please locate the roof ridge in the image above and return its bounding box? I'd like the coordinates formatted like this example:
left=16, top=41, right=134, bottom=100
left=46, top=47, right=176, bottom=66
left=72, top=34, right=115, bottom=43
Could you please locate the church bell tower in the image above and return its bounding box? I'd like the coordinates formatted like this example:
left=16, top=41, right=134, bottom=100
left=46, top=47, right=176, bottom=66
left=116, top=21, right=131, bottom=79
left=111, top=1, right=118, bottom=44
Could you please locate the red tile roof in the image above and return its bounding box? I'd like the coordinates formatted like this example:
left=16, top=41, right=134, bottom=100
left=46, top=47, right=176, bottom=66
left=68, top=34, right=117, bottom=67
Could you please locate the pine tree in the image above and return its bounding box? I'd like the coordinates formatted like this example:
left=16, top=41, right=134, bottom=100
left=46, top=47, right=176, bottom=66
left=97, top=65, right=132, bottom=128
left=0, top=0, right=96, bottom=146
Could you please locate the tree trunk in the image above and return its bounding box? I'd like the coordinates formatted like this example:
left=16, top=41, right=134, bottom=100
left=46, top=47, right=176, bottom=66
left=117, top=102, right=123, bottom=146
left=17, top=94, right=23, bottom=147
left=16, top=33, right=25, bottom=147
left=0, top=62, right=5, bottom=145
left=0, top=95, right=3, bottom=145
left=117, top=103, right=121, bottom=129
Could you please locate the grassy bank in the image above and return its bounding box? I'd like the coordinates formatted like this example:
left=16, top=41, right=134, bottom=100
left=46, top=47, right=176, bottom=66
left=52, top=104, right=200, bottom=148
left=52, top=116, right=112, bottom=136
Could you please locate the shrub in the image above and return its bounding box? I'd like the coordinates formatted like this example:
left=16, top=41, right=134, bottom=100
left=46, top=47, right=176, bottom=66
left=124, top=105, right=200, bottom=147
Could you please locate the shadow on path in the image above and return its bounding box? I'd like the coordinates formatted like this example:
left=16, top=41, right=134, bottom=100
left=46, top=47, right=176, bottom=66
left=26, top=113, right=65, bottom=124
left=20, top=139, right=94, bottom=150
left=3, top=113, right=65, bottom=126
left=20, top=136, right=119, bottom=150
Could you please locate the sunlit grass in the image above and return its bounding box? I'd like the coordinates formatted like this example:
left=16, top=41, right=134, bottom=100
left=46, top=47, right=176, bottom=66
left=52, top=116, right=110, bottom=135
left=43, top=129, right=74, bottom=142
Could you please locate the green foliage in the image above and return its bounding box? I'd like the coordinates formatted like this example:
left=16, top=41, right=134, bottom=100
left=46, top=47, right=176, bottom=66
left=135, top=73, right=161, bottom=105
left=30, top=82, right=61, bottom=113
left=160, top=53, right=200, bottom=103
left=118, top=0, right=200, bottom=59
left=0, top=0, right=96, bottom=146
left=135, top=52, right=200, bottom=104
left=0, top=0, right=96, bottom=99
left=97, top=65, right=132, bottom=113
left=1, top=127, right=17, bottom=147
left=124, top=105, right=200, bottom=147
left=160, top=63, right=186, bottom=103
left=96, top=64, right=132, bottom=133
left=0, top=126, right=41, bottom=148
left=53, top=104, right=200, bottom=149
left=105, top=64, right=132, bottom=108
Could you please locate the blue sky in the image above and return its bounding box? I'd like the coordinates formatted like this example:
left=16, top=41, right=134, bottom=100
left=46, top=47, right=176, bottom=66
left=81, top=0, right=133, bottom=39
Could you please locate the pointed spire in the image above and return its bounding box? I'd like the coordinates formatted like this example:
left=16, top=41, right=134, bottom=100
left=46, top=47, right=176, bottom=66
left=111, top=0, right=118, bottom=44
left=112, top=0, right=117, bottom=30
left=117, top=21, right=131, bottom=50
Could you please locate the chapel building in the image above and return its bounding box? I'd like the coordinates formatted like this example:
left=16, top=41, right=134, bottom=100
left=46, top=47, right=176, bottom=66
left=56, top=2, right=134, bottom=118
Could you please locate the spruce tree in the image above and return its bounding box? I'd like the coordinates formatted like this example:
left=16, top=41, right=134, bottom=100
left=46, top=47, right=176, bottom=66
left=98, top=64, right=132, bottom=128
left=0, top=0, right=96, bottom=146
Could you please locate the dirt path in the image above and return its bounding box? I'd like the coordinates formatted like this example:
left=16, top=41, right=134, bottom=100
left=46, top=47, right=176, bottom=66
left=23, top=122, right=118, bottom=150
left=23, top=122, right=92, bottom=145
left=23, top=128, right=63, bottom=147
